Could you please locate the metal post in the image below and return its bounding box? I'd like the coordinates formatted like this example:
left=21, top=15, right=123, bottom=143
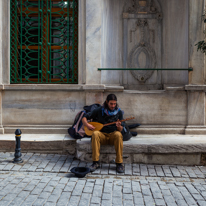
left=13, top=129, right=23, bottom=163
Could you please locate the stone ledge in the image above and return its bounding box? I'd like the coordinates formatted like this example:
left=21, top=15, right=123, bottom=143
left=0, top=134, right=76, bottom=155
left=123, top=90, right=166, bottom=94
left=2, top=84, right=125, bottom=92
left=105, top=86, right=124, bottom=92
left=165, top=86, right=185, bottom=91
left=76, top=135, right=206, bottom=165
left=3, top=84, right=84, bottom=91
left=82, top=84, right=105, bottom=91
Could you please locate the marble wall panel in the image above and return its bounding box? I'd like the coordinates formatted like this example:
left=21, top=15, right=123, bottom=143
left=160, top=0, right=189, bottom=85
left=0, top=91, right=2, bottom=126
left=0, top=91, right=2, bottom=134
left=1, top=0, right=10, bottom=84
left=86, top=0, right=102, bottom=84
left=103, top=91, right=187, bottom=125
left=100, top=0, right=190, bottom=89
left=2, top=91, right=86, bottom=125
left=0, top=0, right=2, bottom=84
left=188, top=91, right=205, bottom=125
left=100, top=0, right=125, bottom=85
left=78, top=0, right=86, bottom=84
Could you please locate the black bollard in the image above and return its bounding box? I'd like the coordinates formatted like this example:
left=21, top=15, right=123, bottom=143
left=13, top=129, right=23, bottom=163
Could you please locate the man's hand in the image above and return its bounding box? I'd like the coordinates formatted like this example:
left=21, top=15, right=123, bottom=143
left=82, top=117, right=95, bottom=131
left=86, top=123, right=95, bottom=131
left=116, top=119, right=123, bottom=132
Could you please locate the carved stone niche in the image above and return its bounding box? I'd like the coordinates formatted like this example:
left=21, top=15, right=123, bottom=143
left=123, top=0, right=162, bottom=89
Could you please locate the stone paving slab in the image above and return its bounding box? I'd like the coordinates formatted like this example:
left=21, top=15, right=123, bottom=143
left=0, top=152, right=206, bottom=205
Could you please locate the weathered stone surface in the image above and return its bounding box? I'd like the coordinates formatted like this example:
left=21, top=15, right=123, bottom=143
left=76, top=135, right=206, bottom=164
left=2, top=91, right=86, bottom=125
left=105, top=91, right=187, bottom=125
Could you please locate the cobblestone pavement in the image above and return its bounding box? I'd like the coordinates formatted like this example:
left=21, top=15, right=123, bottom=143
left=0, top=152, right=206, bottom=206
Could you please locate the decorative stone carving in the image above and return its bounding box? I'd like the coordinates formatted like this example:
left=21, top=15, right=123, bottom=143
left=123, top=0, right=162, bottom=85
left=124, top=0, right=162, bottom=14
left=129, top=42, right=157, bottom=83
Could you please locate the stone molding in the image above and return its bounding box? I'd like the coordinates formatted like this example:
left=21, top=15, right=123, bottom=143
left=3, top=84, right=206, bottom=92
left=185, top=85, right=206, bottom=91
left=2, top=84, right=124, bottom=92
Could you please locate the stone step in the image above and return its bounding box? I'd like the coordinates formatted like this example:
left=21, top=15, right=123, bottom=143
left=76, top=134, right=206, bottom=165
left=1, top=133, right=206, bottom=165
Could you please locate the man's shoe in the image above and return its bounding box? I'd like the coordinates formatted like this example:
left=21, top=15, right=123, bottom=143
left=89, top=161, right=100, bottom=172
left=116, top=163, right=124, bottom=173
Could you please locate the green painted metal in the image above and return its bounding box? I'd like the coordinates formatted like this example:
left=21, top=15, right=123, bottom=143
left=98, top=68, right=193, bottom=71
left=10, top=0, right=78, bottom=84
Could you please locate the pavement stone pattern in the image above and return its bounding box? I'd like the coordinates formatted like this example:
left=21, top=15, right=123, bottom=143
left=0, top=152, right=206, bottom=205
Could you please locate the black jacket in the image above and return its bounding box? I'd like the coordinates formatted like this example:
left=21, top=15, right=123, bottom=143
left=84, top=106, right=124, bottom=133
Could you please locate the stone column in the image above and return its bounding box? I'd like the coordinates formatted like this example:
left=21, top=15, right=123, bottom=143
left=186, top=0, right=206, bottom=134
left=188, top=0, right=205, bottom=85
left=0, top=90, right=3, bottom=134
left=1, top=0, right=10, bottom=85
left=0, top=0, right=2, bottom=85
left=0, top=0, right=6, bottom=134
left=85, top=0, right=102, bottom=85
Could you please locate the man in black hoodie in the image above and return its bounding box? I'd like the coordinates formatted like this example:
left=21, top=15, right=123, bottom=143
left=82, top=94, right=124, bottom=173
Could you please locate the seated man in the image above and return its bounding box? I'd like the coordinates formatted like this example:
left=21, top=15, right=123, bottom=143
left=82, top=94, right=124, bottom=173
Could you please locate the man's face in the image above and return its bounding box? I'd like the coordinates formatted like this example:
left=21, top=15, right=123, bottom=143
left=107, top=100, right=117, bottom=111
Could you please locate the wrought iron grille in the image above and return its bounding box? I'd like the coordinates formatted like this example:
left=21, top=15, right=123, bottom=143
left=10, top=0, right=78, bottom=84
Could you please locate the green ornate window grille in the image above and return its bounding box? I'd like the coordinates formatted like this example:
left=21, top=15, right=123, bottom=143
left=10, top=0, right=78, bottom=84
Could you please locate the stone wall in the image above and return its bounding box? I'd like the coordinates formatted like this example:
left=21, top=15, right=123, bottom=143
left=0, top=0, right=205, bottom=135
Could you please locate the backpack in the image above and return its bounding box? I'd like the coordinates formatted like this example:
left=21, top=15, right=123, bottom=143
left=68, top=111, right=86, bottom=139
left=68, top=104, right=101, bottom=139
left=122, top=124, right=132, bottom=141
left=122, top=123, right=141, bottom=141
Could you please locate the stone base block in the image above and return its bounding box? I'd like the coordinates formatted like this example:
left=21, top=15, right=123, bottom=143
left=185, top=126, right=206, bottom=135
left=133, top=153, right=201, bottom=165
left=0, top=128, right=4, bottom=134
left=76, top=151, right=133, bottom=163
